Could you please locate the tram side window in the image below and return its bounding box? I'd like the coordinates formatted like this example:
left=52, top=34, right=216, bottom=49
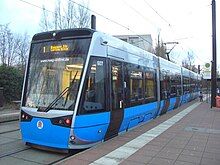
left=183, top=76, right=189, bottom=94
left=189, top=77, right=193, bottom=92
left=170, top=75, right=176, bottom=98
left=128, top=64, right=144, bottom=105
left=124, top=65, right=130, bottom=107
left=190, top=78, right=194, bottom=92
left=170, top=74, right=181, bottom=98
left=79, top=57, right=106, bottom=114
left=145, top=69, right=157, bottom=102
left=195, top=78, right=198, bottom=92
left=193, top=79, right=196, bottom=92
left=160, top=71, right=170, bottom=100
left=176, top=75, right=182, bottom=96
left=111, top=61, right=123, bottom=110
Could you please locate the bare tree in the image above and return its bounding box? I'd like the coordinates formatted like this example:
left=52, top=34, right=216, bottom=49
left=65, top=0, right=75, bottom=28
left=0, top=24, right=17, bottom=66
left=39, top=0, right=90, bottom=32
left=182, top=51, right=198, bottom=72
left=75, top=2, right=90, bottom=28
left=6, top=31, right=20, bottom=66
left=0, top=24, right=30, bottom=68
left=16, top=32, right=30, bottom=71
left=39, top=5, right=53, bottom=31
left=0, top=24, right=9, bottom=65
left=55, top=0, right=64, bottom=30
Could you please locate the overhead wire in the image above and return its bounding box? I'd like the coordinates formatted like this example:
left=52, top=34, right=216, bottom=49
left=18, top=0, right=130, bottom=31
left=172, top=35, right=212, bottom=65
left=166, top=3, right=212, bottom=64
left=18, top=0, right=211, bottom=65
left=67, top=0, right=154, bottom=46
left=121, top=0, right=159, bottom=29
left=121, top=0, right=180, bottom=61
left=70, top=0, right=210, bottom=57
left=140, top=0, right=212, bottom=65
left=19, top=0, right=54, bottom=14
left=143, top=0, right=171, bottom=27
left=179, top=45, right=207, bottom=64
left=67, top=0, right=131, bottom=31
left=18, top=0, right=153, bottom=46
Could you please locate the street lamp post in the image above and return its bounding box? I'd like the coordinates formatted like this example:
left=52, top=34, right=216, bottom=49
left=211, top=0, right=217, bottom=108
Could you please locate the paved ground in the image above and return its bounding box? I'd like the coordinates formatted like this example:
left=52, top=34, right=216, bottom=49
left=57, top=101, right=220, bottom=165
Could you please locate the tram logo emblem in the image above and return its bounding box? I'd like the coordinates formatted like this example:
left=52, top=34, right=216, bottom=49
left=37, top=120, right=43, bottom=129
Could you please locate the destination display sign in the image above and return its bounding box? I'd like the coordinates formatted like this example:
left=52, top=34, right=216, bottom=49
left=43, top=44, right=69, bottom=53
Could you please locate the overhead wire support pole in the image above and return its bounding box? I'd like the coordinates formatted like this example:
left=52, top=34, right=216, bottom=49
left=211, top=0, right=217, bottom=108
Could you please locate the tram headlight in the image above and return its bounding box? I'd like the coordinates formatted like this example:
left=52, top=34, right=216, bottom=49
left=20, top=110, right=33, bottom=122
left=69, top=135, right=76, bottom=144
left=65, top=118, right=71, bottom=125
left=70, top=135, right=75, bottom=141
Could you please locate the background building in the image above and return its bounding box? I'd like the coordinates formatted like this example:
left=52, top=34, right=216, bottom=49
left=114, top=34, right=153, bottom=52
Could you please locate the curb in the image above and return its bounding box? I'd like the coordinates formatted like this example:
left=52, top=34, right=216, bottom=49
left=0, top=112, right=20, bottom=123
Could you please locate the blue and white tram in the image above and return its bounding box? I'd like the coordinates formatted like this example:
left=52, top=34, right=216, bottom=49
left=20, top=28, right=201, bottom=151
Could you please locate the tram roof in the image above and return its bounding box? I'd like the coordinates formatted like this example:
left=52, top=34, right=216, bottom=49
left=31, top=28, right=200, bottom=76
left=32, top=28, right=95, bottom=42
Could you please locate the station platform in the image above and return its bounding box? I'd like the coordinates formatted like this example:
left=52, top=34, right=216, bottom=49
left=56, top=101, right=220, bottom=165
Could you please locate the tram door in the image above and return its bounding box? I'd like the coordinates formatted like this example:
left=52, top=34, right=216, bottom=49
left=104, top=60, right=124, bottom=140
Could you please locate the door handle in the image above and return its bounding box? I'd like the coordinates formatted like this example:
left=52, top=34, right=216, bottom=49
left=119, top=100, right=123, bottom=108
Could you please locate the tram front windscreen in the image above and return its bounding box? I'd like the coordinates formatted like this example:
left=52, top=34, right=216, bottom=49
left=23, top=38, right=91, bottom=110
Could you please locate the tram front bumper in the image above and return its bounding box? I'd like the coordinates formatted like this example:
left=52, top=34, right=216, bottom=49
left=20, top=117, right=71, bottom=149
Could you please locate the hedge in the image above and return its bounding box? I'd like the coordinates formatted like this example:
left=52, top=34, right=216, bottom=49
left=0, top=65, right=24, bottom=102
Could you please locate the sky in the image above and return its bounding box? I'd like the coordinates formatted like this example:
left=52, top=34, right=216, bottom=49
left=0, top=0, right=219, bottom=68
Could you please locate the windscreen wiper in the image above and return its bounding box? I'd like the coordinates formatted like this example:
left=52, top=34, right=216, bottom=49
left=63, top=71, right=79, bottom=107
left=37, top=71, right=78, bottom=112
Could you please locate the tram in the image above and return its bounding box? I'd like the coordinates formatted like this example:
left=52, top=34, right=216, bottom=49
left=20, top=28, right=201, bottom=152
